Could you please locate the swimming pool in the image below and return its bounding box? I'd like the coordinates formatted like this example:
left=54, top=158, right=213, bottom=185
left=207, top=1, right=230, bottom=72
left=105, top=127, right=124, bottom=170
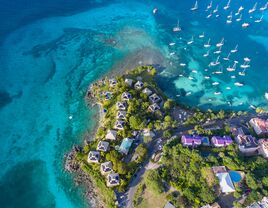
left=229, top=171, right=242, bottom=183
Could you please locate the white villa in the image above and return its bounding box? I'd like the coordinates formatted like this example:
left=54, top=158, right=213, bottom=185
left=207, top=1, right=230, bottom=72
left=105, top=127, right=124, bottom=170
left=116, top=101, right=127, bottom=110
left=109, top=79, right=117, bottom=87
left=216, top=172, right=235, bottom=193
left=142, top=88, right=153, bottom=96
left=87, top=151, right=100, bottom=163
left=114, top=120, right=125, bottom=130
left=97, top=141, right=110, bottom=152
left=100, top=161, right=113, bottom=175
left=122, top=92, right=132, bottom=101
left=149, top=93, right=161, bottom=103
left=105, top=130, right=117, bottom=140
left=249, top=118, right=268, bottom=135
left=117, top=111, right=127, bottom=120
left=125, top=78, right=133, bottom=87
left=148, top=103, right=160, bottom=112
left=134, top=81, right=144, bottom=90
left=107, top=173, right=120, bottom=187
left=259, top=139, right=268, bottom=159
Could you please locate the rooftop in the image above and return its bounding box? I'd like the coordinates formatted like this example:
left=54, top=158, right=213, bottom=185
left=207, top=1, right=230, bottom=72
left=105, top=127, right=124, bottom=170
left=100, top=161, right=113, bottom=174
left=236, top=134, right=258, bottom=148
left=216, top=172, right=235, bottom=193
left=97, top=141, right=110, bottom=152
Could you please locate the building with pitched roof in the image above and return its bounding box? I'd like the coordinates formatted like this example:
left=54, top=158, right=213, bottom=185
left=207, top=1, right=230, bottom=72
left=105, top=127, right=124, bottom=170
left=107, top=173, right=120, bottom=187
left=97, top=141, right=110, bottom=152
left=134, top=81, right=144, bottom=90
left=105, top=130, right=117, bottom=140
left=149, top=93, right=161, bottom=103
left=109, top=79, right=117, bottom=87
left=142, top=88, right=153, bottom=96
left=116, top=101, right=127, bottom=110
left=122, top=92, right=132, bottom=101
left=258, top=139, right=268, bottom=158
left=148, top=103, right=160, bottom=112
left=249, top=118, right=268, bottom=135
left=114, top=120, right=125, bottom=130
left=87, top=151, right=100, bottom=163
left=211, top=136, right=233, bottom=147
left=181, top=135, right=202, bottom=146
left=216, top=172, right=235, bottom=193
left=235, top=134, right=259, bottom=155
left=117, top=111, right=127, bottom=120
left=100, top=161, right=113, bottom=175
left=125, top=78, right=133, bottom=87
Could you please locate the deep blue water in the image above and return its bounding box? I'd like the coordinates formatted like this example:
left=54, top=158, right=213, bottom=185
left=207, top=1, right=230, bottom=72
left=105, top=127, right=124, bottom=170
left=0, top=0, right=268, bottom=207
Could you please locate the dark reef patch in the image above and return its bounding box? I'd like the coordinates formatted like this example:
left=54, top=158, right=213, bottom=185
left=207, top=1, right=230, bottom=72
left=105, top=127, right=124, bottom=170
left=0, top=90, right=13, bottom=110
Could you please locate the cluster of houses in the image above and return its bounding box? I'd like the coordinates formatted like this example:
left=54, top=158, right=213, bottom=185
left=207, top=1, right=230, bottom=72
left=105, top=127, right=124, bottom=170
left=181, top=117, right=268, bottom=159
left=247, top=196, right=268, bottom=208
left=87, top=76, right=164, bottom=188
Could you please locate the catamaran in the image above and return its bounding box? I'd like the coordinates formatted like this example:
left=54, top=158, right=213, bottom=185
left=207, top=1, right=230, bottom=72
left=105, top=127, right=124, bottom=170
left=203, top=51, right=210, bottom=57
left=255, top=14, right=263, bottom=23
left=199, top=32, right=205, bottom=38
left=242, top=22, right=250, bottom=28
left=231, top=44, right=238, bottom=53
left=249, top=2, right=258, bottom=14
left=173, top=20, right=181, bottom=32
left=213, top=5, right=219, bottom=13
left=236, top=14, right=242, bottom=22
left=191, top=1, right=198, bottom=11
left=216, top=38, right=224, bottom=47
left=224, top=0, right=231, bottom=10
left=223, top=52, right=231, bottom=61
left=204, top=38, right=211, bottom=48
left=187, top=36, right=194, bottom=45
left=260, top=2, right=268, bottom=11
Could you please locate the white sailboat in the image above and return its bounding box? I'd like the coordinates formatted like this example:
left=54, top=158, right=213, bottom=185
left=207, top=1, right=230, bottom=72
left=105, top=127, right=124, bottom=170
left=223, top=52, right=231, bottom=61
left=216, top=38, right=224, bottom=47
left=255, top=14, right=263, bottom=23
left=214, top=46, right=222, bottom=54
left=169, top=42, right=176, bottom=46
left=240, top=61, right=250, bottom=69
left=265, top=92, right=268, bottom=100
left=206, top=1, right=213, bottom=10
left=214, top=66, right=223, bottom=74
left=187, top=36, right=194, bottom=45
left=227, top=61, right=238, bottom=72
left=203, top=50, right=210, bottom=57
left=236, top=14, right=242, bottom=22
left=214, top=92, right=221, bottom=95
left=227, top=11, right=233, bottom=19
left=260, top=2, right=268, bottom=11
left=226, top=87, right=232, bottom=90
left=238, top=69, right=246, bottom=76
left=191, top=1, right=198, bottom=11
left=231, top=44, right=238, bottom=53
left=204, top=76, right=211, bottom=79
left=153, top=8, right=158, bottom=14
left=224, top=0, right=231, bottom=10
left=213, top=5, right=219, bottom=13
left=173, top=20, right=181, bottom=32
left=199, top=32, right=205, bottom=38
left=249, top=2, right=258, bottom=14
left=234, top=82, right=244, bottom=87
left=209, top=56, right=221, bottom=67
left=212, top=82, right=220, bottom=86
left=204, top=38, right=211, bottom=48
left=244, top=57, right=251, bottom=62
left=180, top=63, right=186, bottom=67
left=242, top=22, right=250, bottom=28
left=207, top=11, right=213, bottom=19
left=226, top=16, right=232, bottom=24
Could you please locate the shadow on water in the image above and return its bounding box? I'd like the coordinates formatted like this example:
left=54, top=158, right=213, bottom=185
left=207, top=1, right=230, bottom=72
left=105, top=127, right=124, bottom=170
left=0, top=160, right=55, bottom=208
left=0, top=91, right=13, bottom=110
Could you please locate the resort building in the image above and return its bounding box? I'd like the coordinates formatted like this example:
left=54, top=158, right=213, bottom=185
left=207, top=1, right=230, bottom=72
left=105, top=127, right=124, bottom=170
left=100, top=161, right=113, bottom=175
left=230, top=126, right=245, bottom=137
left=247, top=196, right=268, bottom=208
left=235, top=134, right=259, bottom=155
left=114, top=120, right=125, bottom=130
left=164, top=202, right=176, bottom=208
left=119, top=138, right=133, bottom=155
left=249, top=118, right=268, bottom=135
left=143, top=129, right=156, bottom=138
left=122, top=92, right=132, bottom=101
left=97, top=141, right=110, bottom=152
left=87, top=151, right=100, bottom=163
left=109, top=79, right=117, bottom=87
left=107, top=172, right=120, bottom=187
left=142, top=88, right=153, bottom=96
left=134, top=81, right=144, bottom=90
left=105, top=130, right=117, bottom=141
left=212, top=166, right=227, bottom=174
left=201, top=203, right=221, bottom=208
left=116, top=101, right=127, bottom=111
left=181, top=135, right=202, bottom=147
left=125, top=78, right=133, bottom=87
left=216, top=172, right=235, bottom=193
left=148, top=103, right=160, bottom=112
left=149, top=93, right=161, bottom=103
left=211, top=136, right=233, bottom=147
left=117, top=111, right=127, bottom=120
left=258, top=139, right=268, bottom=159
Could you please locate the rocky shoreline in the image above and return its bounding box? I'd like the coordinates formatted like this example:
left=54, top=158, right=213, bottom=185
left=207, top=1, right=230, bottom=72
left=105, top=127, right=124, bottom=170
left=65, top=146, right=105, bottom=208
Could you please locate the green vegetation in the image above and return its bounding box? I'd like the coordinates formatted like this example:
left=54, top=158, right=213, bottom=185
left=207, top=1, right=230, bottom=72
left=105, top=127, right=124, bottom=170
left=159, top=140, right=268, bottom=207
left=144, top=170, right=165, bottom=195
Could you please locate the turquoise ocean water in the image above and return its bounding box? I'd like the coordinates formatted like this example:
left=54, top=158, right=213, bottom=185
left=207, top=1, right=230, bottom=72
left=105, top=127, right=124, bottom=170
left=0, top=0, right=268, bottom=207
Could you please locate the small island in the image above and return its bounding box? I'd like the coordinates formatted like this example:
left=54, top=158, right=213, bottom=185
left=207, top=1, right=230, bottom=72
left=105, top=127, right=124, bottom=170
left=65, top=65, right=268, bottom=208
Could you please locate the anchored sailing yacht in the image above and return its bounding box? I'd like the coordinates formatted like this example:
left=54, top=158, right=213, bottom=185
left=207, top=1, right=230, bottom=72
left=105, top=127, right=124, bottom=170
left=213, top=5, right=219, bottom=13
left=224, top=0, right=231, bottom=10
left=207, top=11, right=213, bottom=18
left=169, top=42, right=176, bottom=46
left=199, top=32, right=205, bottom=38
left=203, top=50, right=210, bottom=57
left=227, top=61, right=238, bottom=72
left=255, top=14, right=263, bottom=23
left=204, top=38, right=211, bottom=48
left=234, top=82, right=244, bottom=87
left=265, top=92, right=268, bottom=100
left=227, top=16, right=232, bottom=24
left=236, top=14, right=242, bottom=22
left=223, top=52, right=231, bottom=61
left=242, top=22, right=250, bottom=28
left=187, top=36, right=194, bottom=45
left=206, top=1, right=213, bottom=10
left=240, top=61, right=250, bottom=69
left=209, top=56, right=221, bottom=67
left=153, top=8, right=158, bottom=14
left=214, top=46, right=222, bottom=54
left=239, top=69, right=246, bottom=76
left=216, top=38, right=224, bottom=47
left=231, top=45, right=238, bottom=53
left=249, top=2, right=258, bottom=14
left=260, top=2, right=268, bottom=11
left=191, top=1, right=198, bottom=11
left=173, top=20, right=181, bottom=32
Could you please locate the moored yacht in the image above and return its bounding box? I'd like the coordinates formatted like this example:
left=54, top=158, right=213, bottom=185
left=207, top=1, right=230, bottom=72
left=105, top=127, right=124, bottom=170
left=204, top=38, right=211, bottom=48
left=224, top=0, right=231, bottom=10
left=214, top=92, right=221, bottom=95
left=265, top=92, right=268, bottom=100
left=209, top=56, right=221, bottom=66
left=236, top=14, right=242, bottom=22
left=173, top=20, right=181, bottom=32
left=234, top=82, right=244, bottom=87
left=203, top=50, right=210, bottom=57
left=231, top=44, right=238, bottom=53
left=242, top=22, right=250, bottom=28
left=187, top=36, right=194, bottom=45
left=214, top=46, right=222, bottom=54
left=212, top=82, right=220, bottom=86
left=223, top=52, right=231, bottom=61
left=216, top=38, right=224, bottom=47
left=207, top=1, right=213, bottom=10
left=249, top=2, right=258, bottom=14
left=153, top=8, right=158, bottom=14
left=191, top=1, right=198, bottom=11
left=213, top=5, right=219, bottom=13
left=169, top=42, right=176, bottom=46
left=260, top=2, right=268, bottom=11
left=255, top=14, right=263, bottom=23
left=199, top=32, right=205, bottom=38
left=227, top=61, right=238, bottom=72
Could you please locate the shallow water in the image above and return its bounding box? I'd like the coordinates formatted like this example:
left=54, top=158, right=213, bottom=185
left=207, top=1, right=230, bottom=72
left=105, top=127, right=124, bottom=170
left=0, top=0, right=268, bottom=207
